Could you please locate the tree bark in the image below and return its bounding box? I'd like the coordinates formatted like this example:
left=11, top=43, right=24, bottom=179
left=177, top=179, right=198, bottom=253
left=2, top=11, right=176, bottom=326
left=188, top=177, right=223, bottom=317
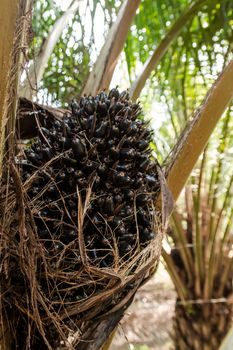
left=0, top=0, right=32, bottom=345
left=173, top=301, right=232, bottom=350
left=0, top=1, right=18, bottom=174
left=74, top=306, right=127, bottom=350
left=16, top=97, right=71, bottom=139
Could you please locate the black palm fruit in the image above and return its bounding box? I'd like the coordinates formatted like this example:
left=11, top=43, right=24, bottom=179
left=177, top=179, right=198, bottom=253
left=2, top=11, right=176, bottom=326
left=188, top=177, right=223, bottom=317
left=18, top=89, right=160, bottom=273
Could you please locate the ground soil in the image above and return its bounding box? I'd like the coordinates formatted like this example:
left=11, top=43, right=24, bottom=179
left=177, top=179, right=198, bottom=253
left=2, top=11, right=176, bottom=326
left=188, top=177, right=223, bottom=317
left=110, top=262, right=176, bottom=350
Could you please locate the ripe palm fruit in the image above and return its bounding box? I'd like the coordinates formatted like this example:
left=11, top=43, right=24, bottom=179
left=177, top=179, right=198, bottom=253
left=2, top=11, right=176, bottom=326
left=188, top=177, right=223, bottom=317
left=19, top=89, right=159, bottom=269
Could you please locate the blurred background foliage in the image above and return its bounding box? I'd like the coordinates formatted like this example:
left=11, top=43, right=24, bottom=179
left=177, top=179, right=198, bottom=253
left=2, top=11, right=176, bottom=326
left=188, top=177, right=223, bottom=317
left=127, top=0, right=233, bottom=158
left=31, top=0, right=121, bottom=104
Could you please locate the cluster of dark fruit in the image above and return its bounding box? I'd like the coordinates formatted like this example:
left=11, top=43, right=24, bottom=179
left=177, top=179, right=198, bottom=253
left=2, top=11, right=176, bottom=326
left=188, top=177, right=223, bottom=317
left=19, top=89, right=159, bottom=269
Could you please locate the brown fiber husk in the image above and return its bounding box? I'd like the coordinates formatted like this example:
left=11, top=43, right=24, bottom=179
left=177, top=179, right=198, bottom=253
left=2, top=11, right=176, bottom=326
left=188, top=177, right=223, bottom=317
left=0, top=111, right=172, bottom=350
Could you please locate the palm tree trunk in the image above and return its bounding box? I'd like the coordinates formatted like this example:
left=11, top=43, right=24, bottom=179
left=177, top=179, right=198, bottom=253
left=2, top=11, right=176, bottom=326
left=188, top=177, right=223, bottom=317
left=173, top=301, right=232, bottom=350
left=0, top=0, right=18, bottom=174
left=0, top=2, right=19, bottom=349
left=0, top=1, right=31, bottom=349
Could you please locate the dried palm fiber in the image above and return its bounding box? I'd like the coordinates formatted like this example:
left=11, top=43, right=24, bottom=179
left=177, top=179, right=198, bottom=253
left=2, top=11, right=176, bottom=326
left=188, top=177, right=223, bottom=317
left=0, top=89, right=172, bottom=350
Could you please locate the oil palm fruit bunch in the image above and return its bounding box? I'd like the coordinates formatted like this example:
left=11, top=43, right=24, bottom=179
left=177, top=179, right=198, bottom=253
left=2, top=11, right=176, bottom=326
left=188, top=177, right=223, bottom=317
left=15, top=89, right=159, bottom=305
left=1, top=88, right=162, bottom=348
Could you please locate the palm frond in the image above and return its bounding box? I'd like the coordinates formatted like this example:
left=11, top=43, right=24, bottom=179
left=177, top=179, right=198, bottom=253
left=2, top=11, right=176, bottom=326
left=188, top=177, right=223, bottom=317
left=82, top=0, right=141, bottom=95
left=20, top=0, right=81, bottom=99
left=129, top=0, right=208, bottom=101
left=164, top=59, right=233, bottom=202
left=27, top=0, right=123, bottom=104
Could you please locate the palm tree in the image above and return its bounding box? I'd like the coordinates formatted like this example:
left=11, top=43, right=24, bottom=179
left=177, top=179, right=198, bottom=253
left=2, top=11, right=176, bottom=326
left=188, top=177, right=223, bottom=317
left=163, top=110, right=233, bottom=348
left=0, top=0, right=233, bottom=349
